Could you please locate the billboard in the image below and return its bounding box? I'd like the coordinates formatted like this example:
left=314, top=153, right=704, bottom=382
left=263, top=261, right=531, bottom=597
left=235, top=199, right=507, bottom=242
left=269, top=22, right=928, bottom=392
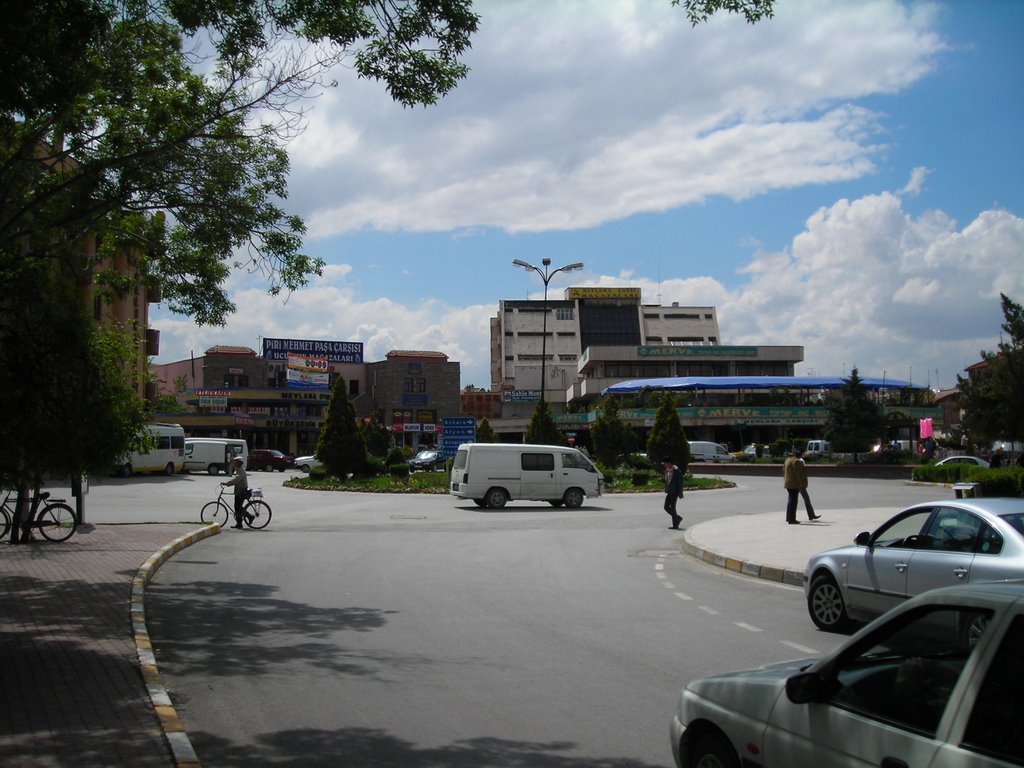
left=262, top=337, right=363, bottom=363
left=286, top=352, right=330, bottom=390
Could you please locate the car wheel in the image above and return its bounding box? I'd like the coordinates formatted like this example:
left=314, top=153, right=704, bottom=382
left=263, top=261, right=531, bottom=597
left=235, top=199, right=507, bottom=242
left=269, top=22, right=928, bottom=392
left=300, top=464, right=310, bottom=473
left=485, top=487, right=508, bottom=509
left=472, top=498, right=488, bottom=508
left=207, top=464, right=220, bottom=475
left=691, top=730, right=739, bottom=768
left=562, top=488, right=585, bottom=509
left=808, top=573, right=853, bottom=633
left=548, top=500, right=564, bottom=507
left=278, top=466, right=286, bottom=472
left=164, top=462, right=175, bottom=476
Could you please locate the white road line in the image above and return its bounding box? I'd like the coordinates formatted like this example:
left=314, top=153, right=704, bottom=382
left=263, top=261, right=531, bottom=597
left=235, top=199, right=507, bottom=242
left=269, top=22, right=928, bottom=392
left=663, top=581, right=676, bottom=589
left=699, top=606, right=720, bottom=615
left=734, top=622, right=763, bottom=633
left=674, top=592, right=692, bottom=601
left=657, top=572, right=666, bottom=579
left=781, top=640, right=819, bottom=655
left=655, top=563, right=664, bottom=571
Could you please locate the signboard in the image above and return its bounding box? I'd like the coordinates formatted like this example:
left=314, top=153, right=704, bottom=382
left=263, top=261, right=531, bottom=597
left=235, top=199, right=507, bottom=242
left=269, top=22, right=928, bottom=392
left=441, top=416, right=476, bottom=457
left=637, top=345, right=759, bottom=358
left=286, top=352, right=330, bottom=390
left=262, top=337, right=363, bottom=363
left=565, top=287, right=641, bottom=300
left=502, top=389, right=540, bottom=403
left=199, top=395, right=228, bottom=410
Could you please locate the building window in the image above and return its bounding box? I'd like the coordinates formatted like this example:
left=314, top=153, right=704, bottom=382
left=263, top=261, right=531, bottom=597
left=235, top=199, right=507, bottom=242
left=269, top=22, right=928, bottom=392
left=556, top=307, right=574, bottom=321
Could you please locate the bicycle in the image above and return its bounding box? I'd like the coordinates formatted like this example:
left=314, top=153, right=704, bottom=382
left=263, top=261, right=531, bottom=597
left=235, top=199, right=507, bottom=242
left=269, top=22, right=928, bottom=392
left=1, top=489, right=78, bottom=542
left=200, top=486, right=271, bottom=529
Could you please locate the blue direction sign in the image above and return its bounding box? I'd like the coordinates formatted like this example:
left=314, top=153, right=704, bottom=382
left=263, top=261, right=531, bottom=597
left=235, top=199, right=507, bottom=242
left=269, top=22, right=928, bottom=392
left=441, top=417, right=476, bottom=457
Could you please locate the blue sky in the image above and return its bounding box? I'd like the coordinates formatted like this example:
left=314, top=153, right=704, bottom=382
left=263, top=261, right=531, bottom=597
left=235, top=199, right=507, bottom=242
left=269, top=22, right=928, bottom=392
left=152, top=0, right=1024, bottom=392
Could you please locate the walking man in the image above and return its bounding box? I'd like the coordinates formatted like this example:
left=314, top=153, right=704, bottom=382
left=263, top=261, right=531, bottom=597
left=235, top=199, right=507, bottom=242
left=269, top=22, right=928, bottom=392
left=663, top=457, right=684, bottom=530
left=783, top=447, right=820, bottom=525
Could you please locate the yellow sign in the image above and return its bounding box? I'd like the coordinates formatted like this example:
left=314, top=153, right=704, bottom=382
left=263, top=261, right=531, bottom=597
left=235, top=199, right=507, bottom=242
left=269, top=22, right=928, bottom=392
left=565, top=287, right=641, bottom=300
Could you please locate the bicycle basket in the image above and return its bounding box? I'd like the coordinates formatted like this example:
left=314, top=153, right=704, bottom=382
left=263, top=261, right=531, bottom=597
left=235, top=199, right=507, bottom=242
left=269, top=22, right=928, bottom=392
left=250, top=488, right=262, bottom=499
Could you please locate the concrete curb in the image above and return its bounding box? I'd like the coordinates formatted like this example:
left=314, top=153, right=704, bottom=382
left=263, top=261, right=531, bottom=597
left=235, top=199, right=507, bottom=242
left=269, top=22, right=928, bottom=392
left=131, top=524, right=221, bottom=768
left=681, top=528, right=806, bottom=588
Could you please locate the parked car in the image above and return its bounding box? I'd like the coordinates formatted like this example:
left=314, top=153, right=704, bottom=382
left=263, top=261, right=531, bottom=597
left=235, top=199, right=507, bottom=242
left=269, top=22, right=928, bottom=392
left=671, top=580, right=1024, bottom=768
left=408, top=449, right=446, bottom=472
left=294, top=454, right=322, bottom=473
left=805, top=497, right=1024, bottom=632
left=936, top=455, right=991, bottom=468
left=247, top=448, right=295, bottom=472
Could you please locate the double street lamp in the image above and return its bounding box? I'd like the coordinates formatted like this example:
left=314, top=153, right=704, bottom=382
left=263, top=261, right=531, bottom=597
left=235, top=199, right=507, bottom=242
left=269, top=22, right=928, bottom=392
left=512, top=258, right=584, bottom=406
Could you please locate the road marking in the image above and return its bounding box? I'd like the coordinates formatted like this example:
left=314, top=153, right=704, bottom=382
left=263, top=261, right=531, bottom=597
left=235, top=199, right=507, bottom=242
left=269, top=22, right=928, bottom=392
left=735, top=622, right=763, bottom=633
left=781, top=640, right=819, bottom=655
left=655, top=563, right=664, bottom=571
left=699, top=606, right=720, bottom=615
left=663, top=581, right=676, bottom=589
left=674, top=592, right=692, bottom=601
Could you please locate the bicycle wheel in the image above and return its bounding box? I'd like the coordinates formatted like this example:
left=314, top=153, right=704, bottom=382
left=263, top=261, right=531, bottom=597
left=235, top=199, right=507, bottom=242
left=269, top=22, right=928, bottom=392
left=201, top=501, right=229, bottom=527
left=38, top=502, right=78, bottom=542
left=245, top=500, right=272, bottom=529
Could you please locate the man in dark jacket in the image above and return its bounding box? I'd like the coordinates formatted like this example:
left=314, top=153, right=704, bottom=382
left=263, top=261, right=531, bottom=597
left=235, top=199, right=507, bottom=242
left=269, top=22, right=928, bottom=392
left=663, top=457, right=684, bottom=530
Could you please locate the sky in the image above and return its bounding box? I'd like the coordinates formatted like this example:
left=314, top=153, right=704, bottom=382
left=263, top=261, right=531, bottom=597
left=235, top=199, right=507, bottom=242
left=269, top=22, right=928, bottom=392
left=151, top=0, right=1024, bottom=393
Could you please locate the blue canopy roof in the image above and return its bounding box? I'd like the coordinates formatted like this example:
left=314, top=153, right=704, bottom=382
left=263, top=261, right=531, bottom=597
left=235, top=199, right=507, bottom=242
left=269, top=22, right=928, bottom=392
left=602, top=375, right=921, bottom=394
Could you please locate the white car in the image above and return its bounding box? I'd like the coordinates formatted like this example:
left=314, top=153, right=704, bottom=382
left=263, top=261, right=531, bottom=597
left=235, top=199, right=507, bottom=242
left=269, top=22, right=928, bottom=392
left=294, top=454, right=322, bottom=473
left=936, top=455, right=991, bottom=468
left=671, top=580, right=1024, bottom=768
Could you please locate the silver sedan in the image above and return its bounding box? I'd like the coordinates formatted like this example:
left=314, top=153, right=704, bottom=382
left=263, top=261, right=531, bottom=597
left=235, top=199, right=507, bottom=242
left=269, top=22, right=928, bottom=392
left=805, top=498, right=1024, bottom=632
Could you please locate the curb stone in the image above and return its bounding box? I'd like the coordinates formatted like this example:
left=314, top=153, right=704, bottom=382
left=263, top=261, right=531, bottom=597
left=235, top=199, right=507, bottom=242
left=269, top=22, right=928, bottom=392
left=131, top=524, right=221, bottom=768
left=681, top=529, right=806, bottom=588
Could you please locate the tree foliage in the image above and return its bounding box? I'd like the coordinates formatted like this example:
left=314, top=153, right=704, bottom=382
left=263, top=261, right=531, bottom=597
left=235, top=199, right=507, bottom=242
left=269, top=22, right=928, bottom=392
left=822, top=368, right=885, bottom=461
left=358, top=409, right=391, bottom=458
left=525, top=400, right=565, bottom=446
left=316, top=377, right=367, bottom=478
left=591, top=396, right=635, bottom=466
left=475, top=417, right=497, bottom=443
left=646, top=394, right=690, bottom=472
left=673, top=0, right=775, bottom=26
left=0, top=0, right=477, bottom=489
left=957, top=294, right=1024, bottom=446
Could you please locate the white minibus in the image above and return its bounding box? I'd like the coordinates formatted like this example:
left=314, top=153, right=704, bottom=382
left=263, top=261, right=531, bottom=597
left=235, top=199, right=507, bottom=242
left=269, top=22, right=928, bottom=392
left=117, top=423, right=186, bottom=476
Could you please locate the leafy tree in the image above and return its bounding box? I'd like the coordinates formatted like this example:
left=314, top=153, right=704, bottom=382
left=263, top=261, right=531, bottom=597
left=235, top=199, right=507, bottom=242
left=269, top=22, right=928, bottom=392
left=525, top=400, right=565, bottom=446
left=359, top=409, right=391, bottom=458
left=674, top=0, right=775, bottom=26
left=591, top=396, right=636, bottom=466
left=0, top=260, right=149, bottom=540
left=646, top=394, right=690, bottom=472
left=316, top=377, right=367, bottom=479
left=1, top=0, right=478, bottom=491
left=822, top=368, right=885, bottom=462
left=957, top=294, right=1024, bottom=448
left=476, top=418, right=497, bottom=443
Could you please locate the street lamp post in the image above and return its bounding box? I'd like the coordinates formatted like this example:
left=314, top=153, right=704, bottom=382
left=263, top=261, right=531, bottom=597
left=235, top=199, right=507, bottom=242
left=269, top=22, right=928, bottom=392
left=512, top=258, right=584, bottom=407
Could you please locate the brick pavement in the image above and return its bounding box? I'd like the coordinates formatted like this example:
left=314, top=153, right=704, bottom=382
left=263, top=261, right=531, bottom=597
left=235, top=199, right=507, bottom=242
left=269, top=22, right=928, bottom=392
left=0, top=523, right=211, bottom=767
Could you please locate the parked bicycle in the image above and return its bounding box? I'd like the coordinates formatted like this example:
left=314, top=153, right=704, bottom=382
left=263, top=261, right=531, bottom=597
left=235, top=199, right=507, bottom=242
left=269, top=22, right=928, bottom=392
left=200, top=486, right=272, bottom=529
left=1, top=489, right=78, bottom=542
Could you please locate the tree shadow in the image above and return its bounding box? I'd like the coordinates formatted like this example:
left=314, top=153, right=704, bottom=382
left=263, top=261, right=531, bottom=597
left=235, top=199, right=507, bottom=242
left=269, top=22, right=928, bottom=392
left=191, top=727, right=667, bottom=768
left=146, top=580, right=403, bottom=678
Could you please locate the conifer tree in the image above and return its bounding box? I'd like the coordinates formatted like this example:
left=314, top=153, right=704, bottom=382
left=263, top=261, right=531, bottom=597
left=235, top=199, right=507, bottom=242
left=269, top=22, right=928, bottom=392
left=476, top=418, right=498, bottom=443
left=823, top=367, right=885, bottom=463
left=646, top=393, right=690, bottom=471
left=525, top=400, right=565, bottom=446
left=316, top=377, right=367, bottom=478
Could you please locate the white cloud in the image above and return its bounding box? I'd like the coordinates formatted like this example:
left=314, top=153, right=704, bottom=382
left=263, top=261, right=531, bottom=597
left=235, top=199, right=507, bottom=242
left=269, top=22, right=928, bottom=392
left=288, top=0, right=945, bottom=238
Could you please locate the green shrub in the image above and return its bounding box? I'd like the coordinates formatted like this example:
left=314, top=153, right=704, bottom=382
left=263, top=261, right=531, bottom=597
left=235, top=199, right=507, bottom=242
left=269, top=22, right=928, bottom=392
left=388, top=463, right=410, bottom=481
left=631, top=470, right=655, bottom=487
left=384, top=447, right=406, bottom=468
left=309, top=467, right=327, bottom=481
left=770, top=439, right=792, bottom=458
left=975, top=468, right=1024, bottom=497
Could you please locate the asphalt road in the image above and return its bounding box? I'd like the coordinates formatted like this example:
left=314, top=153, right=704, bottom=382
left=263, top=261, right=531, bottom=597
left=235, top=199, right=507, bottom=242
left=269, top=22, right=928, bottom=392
left=123, top=472, right=942, bottom=768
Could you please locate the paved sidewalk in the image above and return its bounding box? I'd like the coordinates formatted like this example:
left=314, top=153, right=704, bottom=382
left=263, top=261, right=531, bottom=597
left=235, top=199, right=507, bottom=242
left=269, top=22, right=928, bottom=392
left=0, top=523, right=211, bottom=768
left=683, top=506, right=897, bottom=586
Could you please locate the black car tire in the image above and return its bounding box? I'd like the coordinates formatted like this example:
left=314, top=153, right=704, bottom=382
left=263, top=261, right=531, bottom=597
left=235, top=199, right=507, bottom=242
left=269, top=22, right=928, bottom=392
left=690, top=730, right=739, bottom=768
left=485, top=487, right=508, bottom=509
left=562, top=488, right=585, bottom=509
left=807, top=572, right=853, bottom=633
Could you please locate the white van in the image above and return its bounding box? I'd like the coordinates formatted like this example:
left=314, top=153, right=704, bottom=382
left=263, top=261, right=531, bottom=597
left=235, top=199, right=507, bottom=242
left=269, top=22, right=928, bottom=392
left=688, top=441, right=735, bottom=463
left=450, top=443, right=604, bottom=509
left=805, top=439, right=832, bottom=457
left=183, top=438, right=249, bottom=475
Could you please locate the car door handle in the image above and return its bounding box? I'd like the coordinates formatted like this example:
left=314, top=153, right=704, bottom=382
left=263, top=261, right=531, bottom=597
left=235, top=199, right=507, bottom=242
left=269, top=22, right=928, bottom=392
left=953, top=567, right=969, bottom=579
left=894, top=561, right=908, bottom=573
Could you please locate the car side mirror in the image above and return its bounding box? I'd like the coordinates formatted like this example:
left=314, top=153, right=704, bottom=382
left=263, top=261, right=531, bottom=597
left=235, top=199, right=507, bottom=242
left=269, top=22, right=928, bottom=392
left=854, top=531, right=871, bottom=547
left=786, top=671, right=829, bottom=704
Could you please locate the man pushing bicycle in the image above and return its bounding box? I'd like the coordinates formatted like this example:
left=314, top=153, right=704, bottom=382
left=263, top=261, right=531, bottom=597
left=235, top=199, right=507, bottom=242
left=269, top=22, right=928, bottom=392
left=220, top=456, right=250, bottom=529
